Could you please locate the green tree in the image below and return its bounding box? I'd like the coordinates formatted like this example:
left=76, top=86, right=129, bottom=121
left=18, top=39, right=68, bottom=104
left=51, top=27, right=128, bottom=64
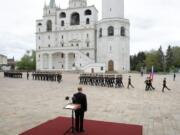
left=130, top=52, right=146, bottom=71
left=136, top=52, right=146, bottom=71
left=171, top=46, right=180, bottom=69
left=145, top=50, right=159, bottom=72
left=16, top=50, right=36, bottom=70
left=166, top=45, right=173, bottom=72
left=157, top=46, right=165, bottom=72
left=130, top=55, right=137, bottom=70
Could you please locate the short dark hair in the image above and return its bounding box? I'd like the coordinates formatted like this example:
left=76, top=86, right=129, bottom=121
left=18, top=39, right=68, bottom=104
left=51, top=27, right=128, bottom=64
left=78, top=87, right=82, bottom=91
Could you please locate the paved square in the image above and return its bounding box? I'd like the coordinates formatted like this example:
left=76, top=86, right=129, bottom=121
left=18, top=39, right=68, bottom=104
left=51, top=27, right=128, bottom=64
left=0, top=72, right=180, bottom=135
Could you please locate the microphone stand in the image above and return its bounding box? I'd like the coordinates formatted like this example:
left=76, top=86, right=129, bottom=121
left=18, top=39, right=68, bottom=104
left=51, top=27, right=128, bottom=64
left=64, top=98, right=76, bottom=135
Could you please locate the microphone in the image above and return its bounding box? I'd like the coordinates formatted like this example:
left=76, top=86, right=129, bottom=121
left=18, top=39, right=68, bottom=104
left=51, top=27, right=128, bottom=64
left=65, top=96, right=70, bottom=101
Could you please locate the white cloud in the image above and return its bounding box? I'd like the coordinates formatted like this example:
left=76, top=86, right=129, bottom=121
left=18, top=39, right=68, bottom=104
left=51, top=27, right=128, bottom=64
left=0, top=0, right=180, bottom=60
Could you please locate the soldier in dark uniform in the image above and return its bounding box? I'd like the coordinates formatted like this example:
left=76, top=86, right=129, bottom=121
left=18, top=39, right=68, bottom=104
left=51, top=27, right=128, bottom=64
left=27, top=72, right=29, bottom=80
left=73, top=87, right=87, bottom=133
left=149, top=78, right=155, bottom=90
left=119, top=75, right=124, bottom=88
left=79, top=74, right=83, bottom=84
left=110, top=75, right=115, bottom=87
left=145, top=77, right=150, bottom=91
left=57, top=73, right=62, bottom=83
left=100, top=75, right=105, bottom=87
left=115, top=75, right=120, bottom=88
left=162, top=78, right=171, bottom=92
left=127, top=76, right=134, bottom=89
left=173, top=73, right=176, bottom=81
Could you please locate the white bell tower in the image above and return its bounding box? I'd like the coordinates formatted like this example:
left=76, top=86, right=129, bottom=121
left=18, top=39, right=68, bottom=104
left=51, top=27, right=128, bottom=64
left=102, top=0, right=124, bottom=19
left=97, top=0, right=130, bottom=73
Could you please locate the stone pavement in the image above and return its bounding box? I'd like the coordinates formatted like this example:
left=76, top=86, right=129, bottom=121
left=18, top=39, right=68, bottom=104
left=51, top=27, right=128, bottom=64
left=0, top=72, right=180, bottom=135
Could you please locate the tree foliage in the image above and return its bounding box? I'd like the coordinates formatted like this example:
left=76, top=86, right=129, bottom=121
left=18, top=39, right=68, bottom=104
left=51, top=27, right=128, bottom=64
left=16, top=50, right=36, bottom=70
left=172, top=46, right=180, bottom=68
left=131, top=46, right=180, bottom=72
left=130, top=52, right=146, bottom=71
left=166, top=45, right=173, bottom=71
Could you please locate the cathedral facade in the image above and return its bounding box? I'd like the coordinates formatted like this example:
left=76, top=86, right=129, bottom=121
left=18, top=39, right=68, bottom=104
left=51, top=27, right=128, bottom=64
left=36, top=0, right=130, bottom=73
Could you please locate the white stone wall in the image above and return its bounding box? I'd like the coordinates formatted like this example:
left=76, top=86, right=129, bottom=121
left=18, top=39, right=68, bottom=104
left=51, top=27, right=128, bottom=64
left=97, top=18, right=130, bottom=72
left=57, top=6, right=98, bottom=29
left=36, top=0, right=130, bottom=73
left=0, top=55, right=7, bottom=65
left=102, top=0, right=124, bottom=19
left=69, top=0, right=87, bottom=8
left=36, top=4, right=98, bottom=71
left=83, top=63, right=106, bottom=73
left=52, top=53, right=65, bottom=69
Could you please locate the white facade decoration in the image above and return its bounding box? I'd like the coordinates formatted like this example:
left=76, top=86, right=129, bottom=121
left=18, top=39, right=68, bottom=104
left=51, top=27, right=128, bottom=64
left=0, top=54, right=7, bottom=65
left=36, top=0, right=130, bottom=73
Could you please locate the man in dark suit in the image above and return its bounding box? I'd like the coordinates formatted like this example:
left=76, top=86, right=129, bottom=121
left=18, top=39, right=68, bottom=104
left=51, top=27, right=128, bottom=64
left=73, top=87, right=87, bottom=132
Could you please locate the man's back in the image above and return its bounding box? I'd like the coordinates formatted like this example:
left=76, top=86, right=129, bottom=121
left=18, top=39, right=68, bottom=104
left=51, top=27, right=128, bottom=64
left=73, top=92, right=87, bottom=112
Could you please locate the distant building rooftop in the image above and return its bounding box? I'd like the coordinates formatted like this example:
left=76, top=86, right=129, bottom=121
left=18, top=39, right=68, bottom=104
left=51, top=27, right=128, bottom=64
left=0, top=54, right=8, bottom=65
left=7, top=57, right=16, bottom=65
left=0, top=54, right=7, bottom=58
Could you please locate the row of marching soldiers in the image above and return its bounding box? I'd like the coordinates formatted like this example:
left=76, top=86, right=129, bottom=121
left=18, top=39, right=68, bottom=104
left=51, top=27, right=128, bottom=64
left=79, top=74, right=124, bottom=88
left=30, top=72, right=62, bottom=83
left=4, top=71, right=23, bottom=78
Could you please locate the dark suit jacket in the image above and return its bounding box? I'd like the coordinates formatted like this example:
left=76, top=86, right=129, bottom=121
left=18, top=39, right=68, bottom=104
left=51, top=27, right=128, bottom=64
left=73, top=92, right=87, bottom=112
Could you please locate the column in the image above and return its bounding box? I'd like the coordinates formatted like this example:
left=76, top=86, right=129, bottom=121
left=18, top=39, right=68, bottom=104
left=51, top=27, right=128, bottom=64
left=40, top=53, right=43, bottom=70
left=49, top=53, right=52, bottom=70
left=65, top=53, right=69, bottom=71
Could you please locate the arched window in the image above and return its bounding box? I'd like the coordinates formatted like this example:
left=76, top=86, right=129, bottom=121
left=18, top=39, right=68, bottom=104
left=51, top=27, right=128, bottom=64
left=121, top=27, right=126, bottom=36
left=46, top=20, right=52, bottom=31
left=86, top=53, right=90, bottom=57
left=71, top=12, right=80, bottom=25
left=61, top=20, right=65, bottom=26
left=86, top=18, right=90, bottom=24
left=85, top=9, right=92, bottom=15
left=99, top=28, right=102, bottom=37
left=38, top=23, right=42, bottom=26
left=61, top=54, right=64, bottom=58
left=60, top=12, right=66, bottom=18
left=108, top=26, right=114, bottom=36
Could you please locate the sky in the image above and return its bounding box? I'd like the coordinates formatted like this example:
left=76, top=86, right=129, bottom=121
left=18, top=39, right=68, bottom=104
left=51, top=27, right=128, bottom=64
left=0, top=0, right=180, bottom=60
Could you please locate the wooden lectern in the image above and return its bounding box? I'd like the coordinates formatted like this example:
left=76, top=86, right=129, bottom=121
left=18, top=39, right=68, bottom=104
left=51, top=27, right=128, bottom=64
left=64, top=103, right=81, bottom=135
